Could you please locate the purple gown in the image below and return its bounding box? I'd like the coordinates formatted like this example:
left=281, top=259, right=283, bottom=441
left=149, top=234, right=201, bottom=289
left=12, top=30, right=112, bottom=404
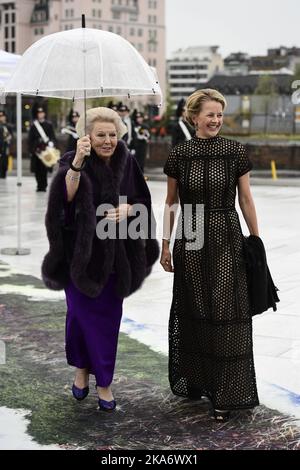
left=64, top=272, right=123, bottom=387
left=63, top=182, right=123, bottom=387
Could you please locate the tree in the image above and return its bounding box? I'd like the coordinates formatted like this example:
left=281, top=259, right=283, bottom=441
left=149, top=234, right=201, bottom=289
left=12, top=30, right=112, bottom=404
left=161, top=87, right=175, bottom=129
left=47, top=98, right=68, bottom=129
left=254, top=75, right=279, bottom=96
left=87, top=97, right=113, bottom=109
left=293, top=64, right=300, bottom=81
left=254, top=75, right=280, bottom=135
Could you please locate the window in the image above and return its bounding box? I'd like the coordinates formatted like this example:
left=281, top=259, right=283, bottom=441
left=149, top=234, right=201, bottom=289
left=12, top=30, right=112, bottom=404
left=129, top=13, right=138, bottom=21
left=39, top=11, right=46, bottom=22
left=148, top=43, right=157, bottom=53
left=170, top=74, right=207, bottom=81
left=148, top=29, right=157, bottom=39
left=169, top=64, right=208, bottom=71
left=171, top=83, right=200, bottom=88
left=148, top=15, right=157, bottom=24
left=34, top=27, right=44, bottom=35
left=148, top=58, right=157, bottom=67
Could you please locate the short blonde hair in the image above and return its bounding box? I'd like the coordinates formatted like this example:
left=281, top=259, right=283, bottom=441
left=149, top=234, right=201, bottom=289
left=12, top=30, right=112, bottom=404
left=186, top=89, right=227, bottom=126
left=76, top=107, right=128, bottom=139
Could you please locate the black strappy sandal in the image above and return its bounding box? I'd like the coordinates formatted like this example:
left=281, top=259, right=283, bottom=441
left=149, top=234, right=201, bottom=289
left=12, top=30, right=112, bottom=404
left=213, top=409, right=231, bottom=422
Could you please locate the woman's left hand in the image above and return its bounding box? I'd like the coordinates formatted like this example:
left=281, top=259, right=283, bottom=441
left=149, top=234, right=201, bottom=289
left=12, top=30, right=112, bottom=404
left=106, top=204, right=132, bottom=223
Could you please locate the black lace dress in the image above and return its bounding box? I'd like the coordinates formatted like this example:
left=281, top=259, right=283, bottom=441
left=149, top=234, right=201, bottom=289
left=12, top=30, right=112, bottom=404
left=164, top=136, right=259, bottom=410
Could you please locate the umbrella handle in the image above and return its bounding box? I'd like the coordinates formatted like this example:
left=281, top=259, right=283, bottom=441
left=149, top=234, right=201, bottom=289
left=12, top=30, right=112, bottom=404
left=82, top=14, right=88, bottom=140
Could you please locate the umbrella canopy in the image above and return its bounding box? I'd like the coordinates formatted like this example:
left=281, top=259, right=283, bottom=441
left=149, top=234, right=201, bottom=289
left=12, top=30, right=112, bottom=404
left=0, top=50, right=21, bottom=87
left=3, top=28, right=162, bottom=102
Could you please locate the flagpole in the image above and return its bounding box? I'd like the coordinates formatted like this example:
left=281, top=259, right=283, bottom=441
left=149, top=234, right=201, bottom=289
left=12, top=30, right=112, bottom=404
left=1, top=93, right=30, bottom=256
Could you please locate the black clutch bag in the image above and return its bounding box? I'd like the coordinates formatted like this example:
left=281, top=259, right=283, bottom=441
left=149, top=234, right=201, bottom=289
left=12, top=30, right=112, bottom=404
left=243, top=235, right=280, bottom=316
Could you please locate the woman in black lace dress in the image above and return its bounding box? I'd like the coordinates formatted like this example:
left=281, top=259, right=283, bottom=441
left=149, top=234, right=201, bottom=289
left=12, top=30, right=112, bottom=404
left=161, top=89, right=260, bottom=421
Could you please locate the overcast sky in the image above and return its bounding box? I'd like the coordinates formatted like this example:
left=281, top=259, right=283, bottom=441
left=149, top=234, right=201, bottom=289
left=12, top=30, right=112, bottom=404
left=165, top=0, right=299, bottom=58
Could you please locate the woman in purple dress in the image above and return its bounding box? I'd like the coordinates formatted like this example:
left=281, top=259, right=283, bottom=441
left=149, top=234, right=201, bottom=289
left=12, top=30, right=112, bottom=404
left=42, top=107, right=159, bottom=411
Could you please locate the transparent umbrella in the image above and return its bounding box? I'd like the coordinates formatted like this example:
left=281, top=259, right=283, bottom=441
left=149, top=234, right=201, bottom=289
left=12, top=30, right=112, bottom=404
left=0, top=18, right=162, bottom=256
left=0, top=49, right=21, bottom=87
left=2, top=19, right=162, bottom=116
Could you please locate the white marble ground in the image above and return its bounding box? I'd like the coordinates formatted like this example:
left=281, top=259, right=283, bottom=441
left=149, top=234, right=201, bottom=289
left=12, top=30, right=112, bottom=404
left=0, top=408, right=60, bottom=450
left=0, top=175, right=300, bottom=447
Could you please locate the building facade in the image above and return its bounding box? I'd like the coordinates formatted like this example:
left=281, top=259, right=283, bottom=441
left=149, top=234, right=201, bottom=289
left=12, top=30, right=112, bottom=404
left=223, top=52, right=251, bottom=76
left=250, top=46, right=300, bottom=73
left=0, top=0, right=166, bottom=105
left=167, top=46, right=224, bottom=103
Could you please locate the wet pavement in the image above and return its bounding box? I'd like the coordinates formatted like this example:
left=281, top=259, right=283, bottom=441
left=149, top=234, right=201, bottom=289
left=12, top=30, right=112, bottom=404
left=0, top=175, right=300, bottom=449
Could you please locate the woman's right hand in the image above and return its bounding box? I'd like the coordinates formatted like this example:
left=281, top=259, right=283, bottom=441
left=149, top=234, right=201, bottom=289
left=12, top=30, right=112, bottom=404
left=74, top=135, right=91, bottom=164
left=160, top=245, right=174, bottom=272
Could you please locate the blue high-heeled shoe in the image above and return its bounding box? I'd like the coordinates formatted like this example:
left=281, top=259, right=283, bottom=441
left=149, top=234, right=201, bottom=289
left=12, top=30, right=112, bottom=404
left=72, top=383, right=89, bottom=401
left=98, top=398, right=117, bottom=412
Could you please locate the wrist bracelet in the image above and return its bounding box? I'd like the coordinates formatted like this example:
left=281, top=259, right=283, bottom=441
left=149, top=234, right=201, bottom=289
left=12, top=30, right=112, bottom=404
left=162, top=237, right=170, bottom=242
left=67, top=172, right=81, bottom=182
left=70, top=159, right=86, bottom=172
